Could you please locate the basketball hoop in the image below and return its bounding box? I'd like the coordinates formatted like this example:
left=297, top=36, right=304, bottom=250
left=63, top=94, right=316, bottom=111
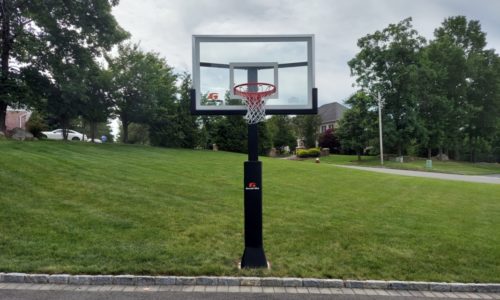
left=234, top=82, right=276, bottom=124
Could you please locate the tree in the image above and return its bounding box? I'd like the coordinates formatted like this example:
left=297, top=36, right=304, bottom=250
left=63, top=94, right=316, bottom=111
left=148, top=74, right=198, bottom=148
left=107, top=44, right=177, bottom=143
left=46, top=60, right=95, bottom=140
left=267, top=115, right=296, bottom=152
left=434, top=16, right=500, bottom=161
left=293, top=115, right=321, bottom=148
left=257, top=122, right=272, bottom=156
left=337, top=92, right=376, bottom=160
left=80, top=67, right=114, bottom=142
left=465, top=50, right=500, bottom=161
left=348, top=18, right=426, bottom=156
left=0, top=0, right=128, bottom=133
left=21, top=62, right=91, bottom=140
left=199, top=115, right=222, bottom=149
left=318, top=128, right=341, bottom=153
left=417, top=39, right=466, bottom=158
left=127, top=123, right=150, bottom=145
left=175, top=74, right=198, bottom=148
left=213, top=116, right=248, bottom=153
left=25, top=110, right=48, bottom=138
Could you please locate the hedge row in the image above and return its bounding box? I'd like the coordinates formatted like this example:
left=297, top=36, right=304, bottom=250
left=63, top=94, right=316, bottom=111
left=296, top=148, right=320, bottom=158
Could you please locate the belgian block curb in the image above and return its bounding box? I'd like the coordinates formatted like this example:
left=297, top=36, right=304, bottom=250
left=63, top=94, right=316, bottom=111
left=0, top=272, right=498, bottom=293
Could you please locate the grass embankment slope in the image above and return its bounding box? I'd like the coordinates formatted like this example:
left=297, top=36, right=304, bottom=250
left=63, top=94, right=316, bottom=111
left=0, top=140, right=499, bottom=282
left=320, top=154, right=500, bottom=175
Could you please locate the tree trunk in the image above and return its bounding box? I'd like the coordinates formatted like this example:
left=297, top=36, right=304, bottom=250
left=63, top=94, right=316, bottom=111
left=0, top=101, right=6, bottom=133
left=356, top=149, right=361, bottom=161
left=90, top=121, right=96, bottom=142
left=122, top=116, right=129, bottom=143
left=469, top=133, right=474, bottom=162
left=427, top=147, right=432, bottom=159
left=471, top=136, right=477, bottom=163
left=61, top=117, right=69, bottom=140
left=1, top=2, right=11, bottom=133
left=397, top=143, right=402, bottom=157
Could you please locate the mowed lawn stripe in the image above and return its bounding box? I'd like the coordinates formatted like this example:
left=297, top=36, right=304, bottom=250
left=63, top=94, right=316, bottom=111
left=0, top=140, right=499, bottom=282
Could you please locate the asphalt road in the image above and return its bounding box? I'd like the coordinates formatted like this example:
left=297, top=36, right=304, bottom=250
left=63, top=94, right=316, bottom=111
left=0, top=290, right=470, bottom=300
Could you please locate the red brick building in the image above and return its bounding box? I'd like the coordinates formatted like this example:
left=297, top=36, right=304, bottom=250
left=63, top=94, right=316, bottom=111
left=5, top=108, right=32, bottom=131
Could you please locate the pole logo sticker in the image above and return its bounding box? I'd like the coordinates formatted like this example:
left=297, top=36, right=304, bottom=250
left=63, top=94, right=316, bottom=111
left=245, top=182, right=260, bottom=190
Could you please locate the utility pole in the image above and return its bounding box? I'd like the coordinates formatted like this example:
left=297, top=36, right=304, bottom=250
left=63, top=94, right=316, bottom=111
left=377, top=92, right=384, bottom=166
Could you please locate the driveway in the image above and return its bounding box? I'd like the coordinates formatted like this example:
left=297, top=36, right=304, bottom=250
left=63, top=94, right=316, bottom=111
left=332, top=165, right=500, bottom=184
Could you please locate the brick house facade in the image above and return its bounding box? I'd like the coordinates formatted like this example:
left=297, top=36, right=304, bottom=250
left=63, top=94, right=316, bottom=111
left=5, top=108, right=32, bottom=131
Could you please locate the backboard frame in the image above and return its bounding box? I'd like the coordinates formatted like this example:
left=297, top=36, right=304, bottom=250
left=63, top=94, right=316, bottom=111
left=191, top=34, right=317, bottom=115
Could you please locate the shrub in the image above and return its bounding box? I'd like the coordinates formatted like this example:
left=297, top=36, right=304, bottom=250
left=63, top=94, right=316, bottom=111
left=297, top=147, right=321, bottom=158
left=128, top=123, right=150, bottom=145
left=318, top=128, right=341, bottom=153
left=26, top=112, right=48, bottom=138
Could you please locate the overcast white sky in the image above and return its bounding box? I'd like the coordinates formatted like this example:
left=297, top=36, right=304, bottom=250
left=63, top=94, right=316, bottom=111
left=112, top=0, right=500, bottom=107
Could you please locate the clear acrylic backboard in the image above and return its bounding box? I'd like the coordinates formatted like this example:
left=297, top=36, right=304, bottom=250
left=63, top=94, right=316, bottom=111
left=191, top=35, right=317, bottom=115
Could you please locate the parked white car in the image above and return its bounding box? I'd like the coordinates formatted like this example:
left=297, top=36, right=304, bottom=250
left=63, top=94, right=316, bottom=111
left=41, top=129, right=87, bottom=141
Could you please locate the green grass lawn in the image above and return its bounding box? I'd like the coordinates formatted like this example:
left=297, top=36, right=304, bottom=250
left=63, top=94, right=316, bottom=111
left=1, top=140, right=499, bottom=282
left=319, top=154, right=500, bottom=175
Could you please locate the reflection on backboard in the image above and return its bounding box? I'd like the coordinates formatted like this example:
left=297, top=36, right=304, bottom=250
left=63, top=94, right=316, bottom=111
left=191, top=35, right=317, bottom=115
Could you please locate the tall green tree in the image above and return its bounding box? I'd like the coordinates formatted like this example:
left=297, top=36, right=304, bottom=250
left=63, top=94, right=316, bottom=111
left=175, top=74, right=199, bottom=148
left=337, top=92, right=376, bottom=160
left=149, top=74, right=199, bottom=148
left=199, top=115, right=222, bottom=149
left=417, top=39, right=466, bottom=158
left=78, top=66, right=114, bottom=142
left=213, top=116, right=248, bottom=153
left=465, top=49, right=500, bottom=161
left=349, top=18, right=426, bottom=156
left=267, top=115, right=296, bottom=151
left=107, top=44, right=177, bottom=143
left=21, top=60, right=93, bottom=140
left=434, top=16, right=500, bottom=161
left=0, top=0, right=128, bottom=132
left=257, top=122, right=272, bottom=156
left=293, top=115, right=321, bottom=148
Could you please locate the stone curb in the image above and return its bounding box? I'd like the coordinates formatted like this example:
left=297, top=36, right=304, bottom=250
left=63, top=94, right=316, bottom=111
left=0, top=272, right=498, bottom=293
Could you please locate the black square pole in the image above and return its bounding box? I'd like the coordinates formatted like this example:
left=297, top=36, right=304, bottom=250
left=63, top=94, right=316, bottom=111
left=240, top=67, right=267, bottom=268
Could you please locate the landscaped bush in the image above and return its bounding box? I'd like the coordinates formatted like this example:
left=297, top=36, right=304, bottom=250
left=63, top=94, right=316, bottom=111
left=297, top=147, right=321, bottom=158
left=26, top=112, right=48, bottom=138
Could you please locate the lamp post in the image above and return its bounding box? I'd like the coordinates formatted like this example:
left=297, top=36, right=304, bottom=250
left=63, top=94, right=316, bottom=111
left=377, top=92, right=384, bottom=166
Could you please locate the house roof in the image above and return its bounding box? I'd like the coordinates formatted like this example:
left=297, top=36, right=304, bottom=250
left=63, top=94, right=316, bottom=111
left=318, top=102, right=348, bottom=124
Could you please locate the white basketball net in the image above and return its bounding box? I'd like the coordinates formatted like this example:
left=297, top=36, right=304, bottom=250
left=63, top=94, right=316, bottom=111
left=234, top=83, right=276, bottom=124
left=243, top=97, right=267, bottom=124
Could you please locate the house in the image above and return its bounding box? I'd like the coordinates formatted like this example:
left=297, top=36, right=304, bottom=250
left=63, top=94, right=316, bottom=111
left=318, top=102, right=347, bottom=133
left=5, top=107, right=32, bottom=132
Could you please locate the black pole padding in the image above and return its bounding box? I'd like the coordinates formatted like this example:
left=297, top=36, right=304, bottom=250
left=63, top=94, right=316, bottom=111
left=241, top=122, right=267, bottom=268
left=241, top=160, right=267, bottom=268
